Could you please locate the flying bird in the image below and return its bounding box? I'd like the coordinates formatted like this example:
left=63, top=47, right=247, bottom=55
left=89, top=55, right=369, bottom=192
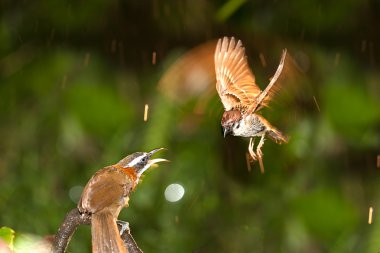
left=214, top=37, right=288, bottom=172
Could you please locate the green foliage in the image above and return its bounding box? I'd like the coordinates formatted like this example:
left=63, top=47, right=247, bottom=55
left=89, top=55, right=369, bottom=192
left=1, top=1, right=379, bottom=252
left=293, top=188, right=359, bottom=243
left=0, top=227, right=15, bottom=250
left=323, top=80, right=380, bottom=142
left=215, top=0, right=247, bottom=22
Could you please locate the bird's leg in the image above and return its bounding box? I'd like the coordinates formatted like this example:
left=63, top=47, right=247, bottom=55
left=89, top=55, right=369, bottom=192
left=256, top=135, right=266, bottom=173
left=116, top=220, right=130, bottom=235
left=248, top=137, right=257, bottom=162
left=256, top=135, right=266, bottom=158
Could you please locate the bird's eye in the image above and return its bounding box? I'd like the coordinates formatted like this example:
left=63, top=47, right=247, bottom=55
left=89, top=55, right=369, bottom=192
left=236, top=123, right=240, bottom=129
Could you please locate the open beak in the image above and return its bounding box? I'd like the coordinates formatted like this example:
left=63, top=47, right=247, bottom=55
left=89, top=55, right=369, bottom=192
left=149, top=147, right=167, bottom=156
left=147, top=158, right=170, bottom=166
left=137, top=148, right=169, bottom=177
left=148, top=148, right=169, bottom=164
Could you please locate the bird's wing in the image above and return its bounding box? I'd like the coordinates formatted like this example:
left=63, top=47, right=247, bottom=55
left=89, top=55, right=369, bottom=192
left=78, top=167, right=133, bottom=214
left=247, top=49, right=287, bottom=113
left=214, top=37, right=261, bottom=111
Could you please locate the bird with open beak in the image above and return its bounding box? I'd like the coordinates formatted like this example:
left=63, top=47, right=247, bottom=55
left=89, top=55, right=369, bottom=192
left=78, top=148, right=168, bottom=253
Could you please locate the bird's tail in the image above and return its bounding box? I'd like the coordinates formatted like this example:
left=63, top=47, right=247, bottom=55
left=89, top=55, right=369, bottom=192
left=267, top=127, right=288, bottom=144
left=91, top=210, right=127, bottom=253
left=255, top=114, right=288, bottom=144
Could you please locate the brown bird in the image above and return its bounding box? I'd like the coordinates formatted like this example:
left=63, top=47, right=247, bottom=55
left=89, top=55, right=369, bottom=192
left=214, top=37, right=288, bottom=172
left=78, top=148, right=168, bottom=253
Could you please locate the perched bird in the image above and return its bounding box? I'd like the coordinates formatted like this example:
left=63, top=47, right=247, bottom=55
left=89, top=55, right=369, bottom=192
left=214, top=37, right=288, bottom=172
left=78, top=148, right=168, bottom=253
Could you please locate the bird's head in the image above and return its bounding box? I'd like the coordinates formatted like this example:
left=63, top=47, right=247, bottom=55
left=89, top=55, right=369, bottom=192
left=221, top=110, right=242, bottom=137
left=117, top=148, right=169, bottom=177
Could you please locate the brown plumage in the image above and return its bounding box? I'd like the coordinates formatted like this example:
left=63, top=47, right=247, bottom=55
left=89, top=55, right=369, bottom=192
left=78, top=166, right=133, bottom=253
left=215, top=37, right=287, bottom=172
left=78, top=149, right=168, bottom=252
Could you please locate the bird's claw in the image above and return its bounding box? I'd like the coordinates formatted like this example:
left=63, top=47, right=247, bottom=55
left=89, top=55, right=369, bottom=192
left=248, top=138, right=257, bottom=161
left=256, top=147, right=263, bottom=158
left=256, top=135, right=266, bottom=173
left=248, top=137, right=265, bottom=173
left=117, top=220, right=130, bottom=235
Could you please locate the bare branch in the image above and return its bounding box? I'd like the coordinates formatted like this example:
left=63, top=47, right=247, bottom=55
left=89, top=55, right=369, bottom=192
left=52, top=208, right=143, bottom=253
left=118, top=223, right=143, bottom=253
left=52, top=208, right=90, bottom=253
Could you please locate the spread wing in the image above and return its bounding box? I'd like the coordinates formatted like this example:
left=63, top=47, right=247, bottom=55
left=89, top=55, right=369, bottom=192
left=214, top=37, right=261, bottom=111
left=247, top=49, right=287, bottom=114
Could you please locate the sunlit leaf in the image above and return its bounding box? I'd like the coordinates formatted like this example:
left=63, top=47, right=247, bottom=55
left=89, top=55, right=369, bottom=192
left=0, top=227, right=15, bottom=250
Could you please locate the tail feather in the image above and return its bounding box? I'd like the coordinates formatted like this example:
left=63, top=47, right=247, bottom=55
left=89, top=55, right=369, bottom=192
left=267, top=128, right=288, bottom=144
left=92, top=211, right=127, bottom=253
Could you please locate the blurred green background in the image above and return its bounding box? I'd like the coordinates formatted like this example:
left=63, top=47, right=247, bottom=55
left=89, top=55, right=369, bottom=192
left=1, top=0, right=380, bottom=252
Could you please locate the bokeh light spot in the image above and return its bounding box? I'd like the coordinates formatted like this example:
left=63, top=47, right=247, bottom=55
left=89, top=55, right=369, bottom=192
left=164, top=183, right=185, bottom=202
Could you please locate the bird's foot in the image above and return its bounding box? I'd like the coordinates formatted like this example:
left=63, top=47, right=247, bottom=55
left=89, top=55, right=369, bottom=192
left=117, top=220, right=130, bottom=235
left=256, top=147, right=263, bottom=158
left=257, top=150, right=265, bottom=174
left=248, top=138, right=257, bottom=162
left=256, top=135, right=266, bottom=173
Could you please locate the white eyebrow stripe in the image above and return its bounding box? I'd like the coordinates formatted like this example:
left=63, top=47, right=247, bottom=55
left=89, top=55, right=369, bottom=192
left=127, top=155, right=144, bottom=167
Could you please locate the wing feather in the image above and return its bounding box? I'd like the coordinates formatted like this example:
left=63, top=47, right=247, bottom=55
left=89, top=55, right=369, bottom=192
left=78, top=167, right=132, bottom=213
left=247, top=49, right=287, bottom=113
left=215, top=37, right=261, bottom=111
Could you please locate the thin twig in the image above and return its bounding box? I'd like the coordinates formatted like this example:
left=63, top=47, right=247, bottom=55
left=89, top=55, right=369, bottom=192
left=369, top=207, right=374, bottom=224
left=144, top=104, right=149, bottom=122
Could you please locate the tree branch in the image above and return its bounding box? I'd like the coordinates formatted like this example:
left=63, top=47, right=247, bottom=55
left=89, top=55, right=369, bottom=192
left=51, top=208, right=143, bottom=253
left=52, top=208, right=90, bottom=253
left=118, top=223, right=143, bottom=253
